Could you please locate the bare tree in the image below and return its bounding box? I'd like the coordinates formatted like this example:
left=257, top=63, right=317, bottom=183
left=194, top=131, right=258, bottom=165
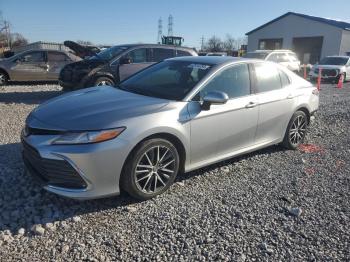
left=223, top=34, right=236, bottom=51
left=205, top=36, right=223, bottom=52
left=11, top=33, right=28, bottom=48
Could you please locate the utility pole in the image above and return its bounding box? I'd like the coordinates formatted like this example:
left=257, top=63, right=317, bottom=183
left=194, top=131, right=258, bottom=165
left=200, top=36, right=205, bottom=51
left=157, top=17, right=162, bottom=44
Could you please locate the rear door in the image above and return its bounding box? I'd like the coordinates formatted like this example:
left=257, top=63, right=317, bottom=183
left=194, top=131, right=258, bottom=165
left=46, top=51, right=72, bottom=80
left=119, top=48, right=153, bottom=81
left=10, top=51, right=47, bottom=81
left=253, top=62, right=295, bottom=144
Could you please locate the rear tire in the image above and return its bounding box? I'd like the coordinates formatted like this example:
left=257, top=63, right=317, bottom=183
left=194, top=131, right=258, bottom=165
left=282, top=111, right=308, bottom=150
left=0, top=71, right=8, bottom=86
left=121, top=138, right=180, bottom=200
left=94, top=76, right=115, bottom=87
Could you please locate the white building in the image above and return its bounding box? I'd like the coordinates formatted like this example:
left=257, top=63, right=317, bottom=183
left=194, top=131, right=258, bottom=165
left=246, top=12, right=350, bottom=64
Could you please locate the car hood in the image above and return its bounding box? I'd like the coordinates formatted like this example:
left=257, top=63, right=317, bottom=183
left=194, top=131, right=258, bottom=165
left=64, top=40, right=99, bottom=59
left=312, top=64, right=345, bottom=70
left=27, top=86, right=170, bottom=131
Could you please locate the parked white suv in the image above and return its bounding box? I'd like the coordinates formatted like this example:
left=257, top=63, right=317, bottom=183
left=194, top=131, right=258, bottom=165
left=309, top=56, right=350, bottom=83
left=244, top=50, right=301, bottom=72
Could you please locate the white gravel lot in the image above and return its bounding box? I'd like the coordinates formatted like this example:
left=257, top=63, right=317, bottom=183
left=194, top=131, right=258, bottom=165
left=0, top=82, right=349, bottom=261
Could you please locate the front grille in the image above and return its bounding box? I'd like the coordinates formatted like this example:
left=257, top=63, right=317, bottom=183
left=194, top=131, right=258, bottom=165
left=314, top=68, right=338, bottom=77
left=22, top=140, right=87, bottom=189
left=60, top=68, right=73, bottom=81
left=25, top=126, right=63, bottom=136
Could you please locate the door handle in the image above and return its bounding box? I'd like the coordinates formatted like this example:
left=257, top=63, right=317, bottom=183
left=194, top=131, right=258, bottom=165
left=245, top=102, right=258, bottom=108
left=286, top=94, right=294, bottom=99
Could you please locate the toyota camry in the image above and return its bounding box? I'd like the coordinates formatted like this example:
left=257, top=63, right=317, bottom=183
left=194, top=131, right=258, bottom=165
left=22, top=56, right=319, bottom=200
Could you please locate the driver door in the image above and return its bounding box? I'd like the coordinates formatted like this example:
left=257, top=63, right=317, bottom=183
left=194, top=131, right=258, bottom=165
left=10, top=51, right=48, bottom=81
left=188, top=63, right=259, bottom=166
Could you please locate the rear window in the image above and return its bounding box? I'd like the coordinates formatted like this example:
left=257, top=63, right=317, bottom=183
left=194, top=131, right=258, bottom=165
left=176, top=50, right=192, bottom=57
left=244, top=52, right=269, bottom=59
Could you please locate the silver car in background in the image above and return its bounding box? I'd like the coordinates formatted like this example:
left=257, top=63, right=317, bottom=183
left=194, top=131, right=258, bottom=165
left=22, top=56, right=319, bottom=200
left=0, top=49, right=80, bottom=85
left=244, top=50, right=301, bottom=72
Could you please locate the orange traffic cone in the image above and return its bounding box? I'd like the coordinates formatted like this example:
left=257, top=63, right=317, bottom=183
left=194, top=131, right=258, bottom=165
left=337, top=74, right=344, bottom=89
left=317, top=68, right=322, bottom=90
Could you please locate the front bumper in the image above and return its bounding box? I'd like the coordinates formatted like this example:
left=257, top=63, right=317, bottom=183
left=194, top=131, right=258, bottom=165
left=309, top=70, right=340, bottom=81
left=21, top=134, right=131, bottom=200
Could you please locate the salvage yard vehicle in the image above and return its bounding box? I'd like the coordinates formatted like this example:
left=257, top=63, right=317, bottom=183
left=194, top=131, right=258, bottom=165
left=309, top=56, right=350, bottom=83
left=0, top=49, right=81, bottom=85
left=244, top=50, right=301, bottom=72
left=22, top=56, right=319, bottom=200
left=59, top=44, right=197, bottom=91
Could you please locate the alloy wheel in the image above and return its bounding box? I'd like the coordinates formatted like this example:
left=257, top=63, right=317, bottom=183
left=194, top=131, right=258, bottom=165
left=0, top=74, right=6, bottom=85
left=134, top=146, right=176, bottom=194
left=289, top=115, right=306, bottom=145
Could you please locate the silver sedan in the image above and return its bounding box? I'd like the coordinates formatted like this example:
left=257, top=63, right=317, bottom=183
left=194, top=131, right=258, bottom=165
left=22, top=56, right=319, bottom=200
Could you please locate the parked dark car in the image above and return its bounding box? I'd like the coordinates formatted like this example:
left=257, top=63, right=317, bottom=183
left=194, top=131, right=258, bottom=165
left=59, top=44, right=197, bottom=90
left=0, top=49, right=81, bottom=85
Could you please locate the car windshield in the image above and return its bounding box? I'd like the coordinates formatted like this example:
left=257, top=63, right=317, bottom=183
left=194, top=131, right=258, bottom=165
left=244, top=52, right=269, bottom=59
left=319, top=57, right=349, bottom=65
left=118, top=60, right=213, bottom=100
left=90, top=46, right=129, bottom=61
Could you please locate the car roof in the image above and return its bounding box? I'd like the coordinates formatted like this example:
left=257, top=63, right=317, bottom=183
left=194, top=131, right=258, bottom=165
left=248, top=49, right=295, bottom=53
left=324, top=55, right=350, bottom=59
left=112, top=43, right=195, bottom=51
left=167, top=56, right=252, bottom=65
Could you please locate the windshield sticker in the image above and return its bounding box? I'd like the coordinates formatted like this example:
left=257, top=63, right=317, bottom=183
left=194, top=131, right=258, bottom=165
left=187, top=64, right=210, bottom=70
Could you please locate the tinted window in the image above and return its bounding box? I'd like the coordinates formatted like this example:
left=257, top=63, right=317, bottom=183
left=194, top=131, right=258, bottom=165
left=119, top=61, right=212, bottom=100
left=254, top=63, right=282, bottom=92
left=244, top=52, right=269, bottom=59
left=279, top=70, right=290, bottom=87
left=177, top=50, right=191, bottom=57
left=48, top=52, right=69, bottom=62
left=21, top=52, right=44, bottom=63
left=199, top=64, right=251, bottom=100
left=267, top=53, right=289, bottom=63
left=127, top=48, right=147, bottom=63
left=319, top=57, right=348, bottom=65
left=93, top=46, right=129, bottom=61
left=153, top=48, right=174, bottom=61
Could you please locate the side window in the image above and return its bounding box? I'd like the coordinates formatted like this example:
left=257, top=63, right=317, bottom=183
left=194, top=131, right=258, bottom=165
left=198, top=64, right=251, bottom=100
left=288, top=53, right=299, bottom=62
left=48, top=52, right=69, bottom=62
left=127, top=48, right=147, bottom=63
left=267, top=53, right=279, bottom=62
left=254, top=63, right=282, bottom=92
left=176, top=50, right=191, bottom=57
left=153, top=48, right=174, bottom=62
left=279, top=70, right=290, bottom=87
left=268, top=53, right=289, bottom=63
left=21, top=52, right=44, bottom=63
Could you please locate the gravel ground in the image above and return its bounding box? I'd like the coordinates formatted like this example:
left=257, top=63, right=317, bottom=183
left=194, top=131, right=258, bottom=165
left=0, top=82, right=349, bottom=261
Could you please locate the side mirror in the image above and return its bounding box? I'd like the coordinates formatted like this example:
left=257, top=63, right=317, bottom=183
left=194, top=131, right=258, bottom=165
left=120, top=57, right=132, bottom=65
left=201, top=91, right=229, bottom=111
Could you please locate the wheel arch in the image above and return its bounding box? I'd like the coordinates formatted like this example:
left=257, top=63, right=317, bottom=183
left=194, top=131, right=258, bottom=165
left=295, top=106, right=311, bottom=124
left=120, top=132, right=187, bottom=187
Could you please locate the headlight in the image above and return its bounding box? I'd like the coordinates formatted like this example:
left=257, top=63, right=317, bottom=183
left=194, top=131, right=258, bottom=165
left=52, top=127, right=125, bottom=145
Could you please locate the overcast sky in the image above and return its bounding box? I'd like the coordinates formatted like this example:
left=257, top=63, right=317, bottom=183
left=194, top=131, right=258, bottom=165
left=1, top=0, right=350, bottom=48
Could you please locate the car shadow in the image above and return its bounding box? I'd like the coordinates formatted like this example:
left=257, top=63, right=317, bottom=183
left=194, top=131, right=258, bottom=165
left=0, top=90, right=64, bottom=105
left=0, top=141, right=285, bottom=235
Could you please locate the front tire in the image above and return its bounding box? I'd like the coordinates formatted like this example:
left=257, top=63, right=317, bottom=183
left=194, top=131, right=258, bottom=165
left=121, top=139, right=180, bottom=200
left=282, top=111, right=308, bottom=149
left=0, top=71, right=8, bottom=86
